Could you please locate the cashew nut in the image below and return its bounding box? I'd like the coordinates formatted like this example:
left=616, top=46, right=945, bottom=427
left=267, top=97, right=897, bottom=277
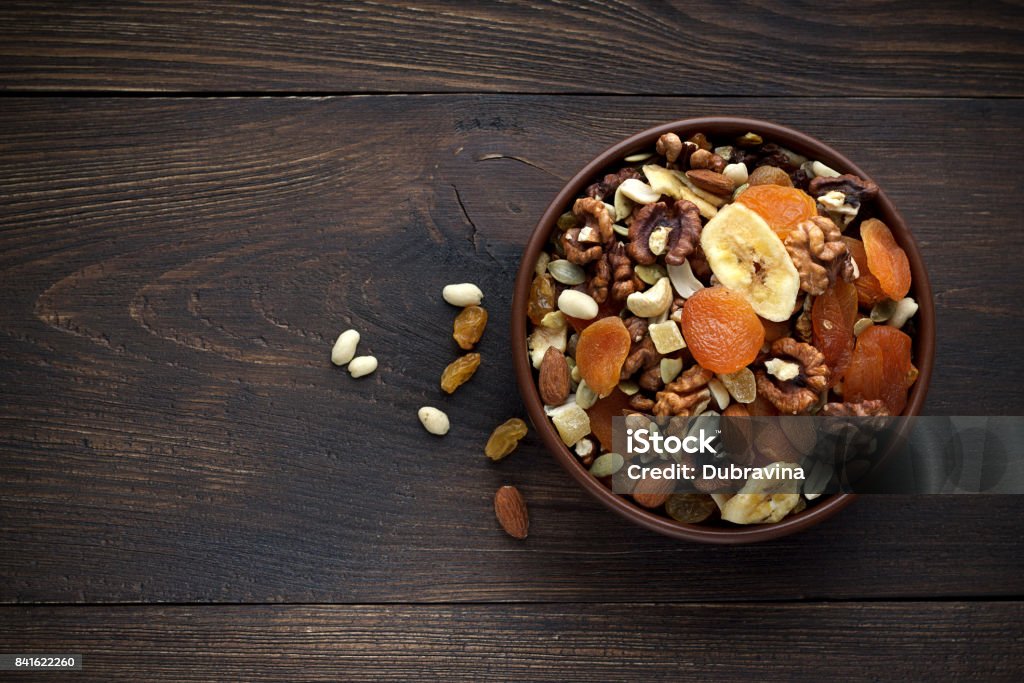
left=618, top=178, right=661, bottom=204
left=887, top=297, right=919, bottom=329
left=626, top=276, right=672, bottom=317
left=667, top=259, right=705, bottom=299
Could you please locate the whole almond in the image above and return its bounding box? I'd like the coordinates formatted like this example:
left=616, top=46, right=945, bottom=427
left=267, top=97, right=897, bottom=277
left=632, top=474, right=677, bottom=509
left=538, top=346, right=570, bottom=405
left=685, top=169, right=735, bottom=196
left=494, top=485, right=529, bottom=539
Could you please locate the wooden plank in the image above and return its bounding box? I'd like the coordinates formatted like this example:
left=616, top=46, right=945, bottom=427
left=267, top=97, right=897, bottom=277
left=0, top=1, right=1021, bottom=95
left=1, top=97, right=1023, bottom=604
left=1, top=603, right=1021, bottom=681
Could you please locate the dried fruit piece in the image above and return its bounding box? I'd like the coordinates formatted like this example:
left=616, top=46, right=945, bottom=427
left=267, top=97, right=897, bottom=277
left=494, top=485, right=529, bottom=539
left=440, top=352, right=481, bottom=394
left=720, top=462, right=803, bottom=524
left=843, top=325, right=917, bottom=414
left=719, top=367, right=756, bottom=404
left=549, top=403, right=592, bottom=446
left=527, top=273, right=557, bottom=325
left=860, top=218, right=912, bottom=301
left=665, top=493, right=717, bottom=523
left=843, top=236, right=889, bottom=307
left=485, top=418, right=529, bottom=461
left=649, top=320, right=686, bottom=354
left=585, top=390, right=633, bottom=451
left=699, top=203, right=801, bottom=322
left=747, top=165, right=793, bottom=187
left=735, top=184, right=817, bottom=239
left=680, top=286, right=765, bottom=374
left=812, top=279, right=858, bottom=386
left=453, top=305, right=488, bottom=350
left=576, top=317, right=632, bottom=397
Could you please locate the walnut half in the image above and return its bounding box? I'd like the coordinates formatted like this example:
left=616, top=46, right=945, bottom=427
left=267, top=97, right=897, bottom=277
left=785, top=216, right=857, bottom=295
left=756, top=338, right=830, bottom=415
left=627, top=199, right=702, bottom=266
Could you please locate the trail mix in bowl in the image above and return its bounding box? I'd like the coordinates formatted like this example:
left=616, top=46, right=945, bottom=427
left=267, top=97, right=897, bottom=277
left=526, top=130, right=920, bottom=524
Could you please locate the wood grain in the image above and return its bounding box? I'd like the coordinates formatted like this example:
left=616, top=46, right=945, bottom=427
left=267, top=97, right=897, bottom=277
left=2, top=96, right=1023, bottom=604
left=0, top=1, right=1022, bottom=95
left=1, top=603, right=1022, bottom=681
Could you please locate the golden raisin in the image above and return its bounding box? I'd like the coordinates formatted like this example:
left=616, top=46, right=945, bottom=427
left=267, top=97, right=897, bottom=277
left=453, top=305, right=488, bottom=350
left=485, top=418, right=529, bottom=461
left=665, top=493, right=716, bottom=523
left=528, top=273, right=556, bottom=325
left=440, top=352, right=481, bottom=394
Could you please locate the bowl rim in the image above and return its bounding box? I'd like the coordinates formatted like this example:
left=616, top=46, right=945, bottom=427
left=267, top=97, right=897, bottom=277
left=511, top=116, right=935, bottom=544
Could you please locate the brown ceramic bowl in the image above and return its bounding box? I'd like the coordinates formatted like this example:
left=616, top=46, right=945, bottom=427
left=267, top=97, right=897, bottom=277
left=511, top=117, right=935, bottom=544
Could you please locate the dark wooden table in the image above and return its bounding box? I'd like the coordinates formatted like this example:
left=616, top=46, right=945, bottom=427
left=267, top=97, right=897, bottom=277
left=2, top=2, right=1023, bottom=680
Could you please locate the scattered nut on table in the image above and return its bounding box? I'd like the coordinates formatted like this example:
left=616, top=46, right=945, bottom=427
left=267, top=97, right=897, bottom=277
left=442, top=283, right=484, bottom=307
left=417, top=406, right=450, bottom=436
left=348, top=355, right=378, bottom=378
left=330, top=329, right=360, bottom=366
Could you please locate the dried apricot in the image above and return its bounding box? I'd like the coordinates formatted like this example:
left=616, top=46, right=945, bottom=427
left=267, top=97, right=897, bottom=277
left=842, top=236, right=889, bottom=307
left=453, top=305, right=488, bottom=350
left=680, top=286, right=765, bottom=374
left=843, top=325, right=917, bottom=414
left=736, top=184, right=817, bottom=239
left=528, top=273, right=556, bottom=325
left=576, top=317, right=632, bottom=397
left=440, top=352, right=480, bottom=394
left=812, top=279, right=858, bottom=386
left=860, top=218, right=911, bottom=301
left=585, top=389, right=633, bottom=451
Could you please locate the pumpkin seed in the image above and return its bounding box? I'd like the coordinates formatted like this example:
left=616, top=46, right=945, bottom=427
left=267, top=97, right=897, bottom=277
left=853, top=318, right=873, bottom=336
left=617, top=380, right=639, bottom=395
left=870, top=299, right=897, bottom=322
left=589, top=452, right=625, bottom=477
left=635, top=263, right=667, bottom=285
left=624, top=151, right=654, bottom=163
left=556, top=211, right=577, bottom=231
left=547, top=259, right=586, bottom=285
